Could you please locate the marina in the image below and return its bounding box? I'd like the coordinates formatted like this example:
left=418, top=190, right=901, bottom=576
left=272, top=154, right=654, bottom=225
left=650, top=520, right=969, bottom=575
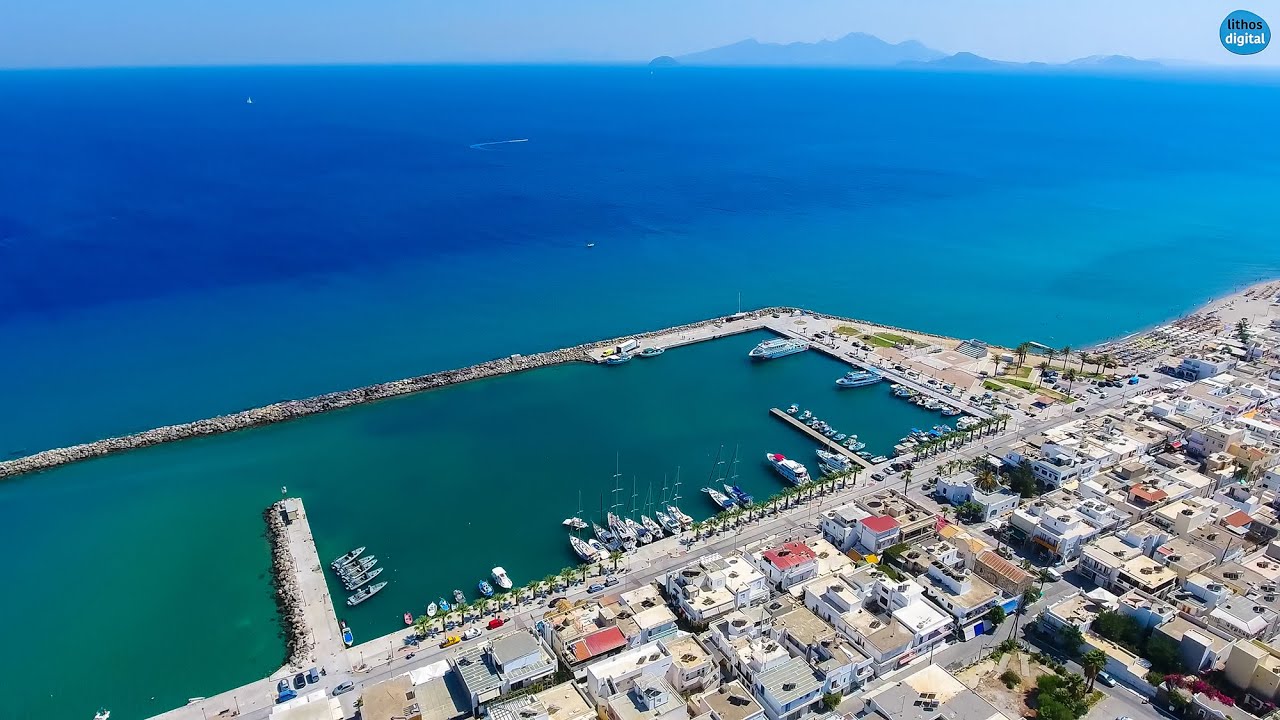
left=768, top=407, right=872, bottom=468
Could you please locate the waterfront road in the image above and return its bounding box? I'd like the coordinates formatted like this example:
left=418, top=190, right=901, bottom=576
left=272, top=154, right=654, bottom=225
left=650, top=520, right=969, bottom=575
left=152, top=358, right=1164, bottom=720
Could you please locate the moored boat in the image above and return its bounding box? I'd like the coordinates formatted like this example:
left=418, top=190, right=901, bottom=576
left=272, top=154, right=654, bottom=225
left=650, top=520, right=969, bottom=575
left=816, top=449, right=853, bottom=473
left=703, top=486, right=736, bottom=510
left=765, top=453, right=811, bottom=485
left=587, top=538, right=608, bottom=557
left=453, top=589, right=466, bottom=605
left=799, top=410, right=812, bottom=420
left=347, top=581, right=387, bottom=606
left=642, top=514, right=665, bottom=538
left=331, top=546, right=366, bottom=570
left=605, top=353, right=633, bottom=365
left=340, top=620, right=353, bottom=647
left=836, top=368, right=884, bottom=388
left=570, top=534, right=598, bottom=562
left=655, top=509, right=681, bottom=535
left=342, top=565, right=384, bottom=591
left=626, top=517, right=652, bottom=544
left=667, top=504, right=693, bottom=528
left=562, top=517, right=588, bottom=530
left=339, top=555, right=377, bottom=579
left=478, top=581, right=494, bottom=597
left=724, top=483, right=754, bottom=506
left=94, top=710, right=110, bottom=720
left=404, top=612, right=414, bottom=626
left=438, top=597, right=451, bottom=612
left=491, top=567, right=513, bottom=590
left=638, top=347, right=664, bottom=357
left=426, top=602, right=438, bottom=617
left=749, top=337, right=809, bottom=360
left=786, top=404, right=799, bottom=414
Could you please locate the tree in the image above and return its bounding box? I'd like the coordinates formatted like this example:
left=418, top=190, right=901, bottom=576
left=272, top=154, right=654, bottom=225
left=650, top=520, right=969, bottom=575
left=1063, top=369, right=1077, bottom=395
left=986, top=606, right=1007, bottom=629
left=690, top=520, right=703, bottom=540
left=1144, top=633, right=1185, bottom=674
left=1077, top=352, right=1089, bottom=373
left=608, top=550, right=624, bottom=571
left=1237, top=318, right=1252, bottom=344
left=1059, top=345, right=1072, bottom=371
left=821, top=693, right=842, bottom=711
left=957, top=500, right=985, bottom=523
left=1036, top=361, right=1050, bottom=387
left=901, top=469, right=912, bottom=495
left=1058, top=623, right=1084, bottom=656
left=1015, top=342, right=1031, bottom=369
left=413, top=614, right=432, bottom=637
left=1081, top=649, right=1107, bottom=691
left=975, top=467, right=1000, bottom=492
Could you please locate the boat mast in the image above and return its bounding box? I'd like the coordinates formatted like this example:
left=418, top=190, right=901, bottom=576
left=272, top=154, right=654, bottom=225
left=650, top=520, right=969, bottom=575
left=576, top=490, right=584, bottom=537
left=660, top=474, right=669, bottom=505
left=728, top=444, right=740, bottom=486
left=672, top=467, right=682, bottom=503
left=631, top=475, right=639, bottom=519
left=705, top=445, right=725, bottom=487
left=611, top=454, right=623, bottom=515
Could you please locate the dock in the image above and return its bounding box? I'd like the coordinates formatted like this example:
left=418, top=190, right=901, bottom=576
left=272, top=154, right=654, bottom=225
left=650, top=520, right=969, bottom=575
left=768, top=408, right=872, bottom=469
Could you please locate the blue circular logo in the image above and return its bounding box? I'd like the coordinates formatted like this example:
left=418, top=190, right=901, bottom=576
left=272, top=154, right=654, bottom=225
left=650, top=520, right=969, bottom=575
left=1221, top=10, right=1270, bottom=55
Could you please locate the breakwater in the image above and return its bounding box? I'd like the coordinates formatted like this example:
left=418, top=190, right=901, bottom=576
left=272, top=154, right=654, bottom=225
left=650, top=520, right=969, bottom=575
left=0, top=307, right=801, bottom=480
left=265, top=501, right=312, bottom=669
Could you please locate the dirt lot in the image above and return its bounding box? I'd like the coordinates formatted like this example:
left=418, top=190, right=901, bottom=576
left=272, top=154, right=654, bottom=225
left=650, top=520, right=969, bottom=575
left=956, top=651, right=1056, bottom=720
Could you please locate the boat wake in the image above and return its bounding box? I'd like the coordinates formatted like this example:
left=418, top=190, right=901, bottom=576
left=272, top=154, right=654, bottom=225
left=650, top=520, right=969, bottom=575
left=469, top=138, right=529, bottom=150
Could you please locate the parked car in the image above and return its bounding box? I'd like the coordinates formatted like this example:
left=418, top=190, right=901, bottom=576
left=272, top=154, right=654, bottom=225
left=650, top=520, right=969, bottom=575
left=277, top=680, right=291, bottom=694
left=307, top=667, right=320, bottom=684
left=588, top=583, right=605, bottom=593
left=1044, top=567, right=1064, bottom=582
left=1075, top=406, right=1086, bottom=413
left=546, top=596, right=566, bottom=608
left=1138, top=373, right=1150, bottom=379
left=462, top=626, right=481, bottom=640
left=276, top=688, right=297, bottom=704
left=439, top=636, right=460, bottom=649
left=1096, top=671, right=1116, bottom=687
left=604, top=575, right=620, bottom=586
left=292, top=673, right=307, bottom=690
left=333, top=682, right=355, bottom=696
left=871, top=472, right=885, bottom=481
left=487, top=617, right=506, bottom=630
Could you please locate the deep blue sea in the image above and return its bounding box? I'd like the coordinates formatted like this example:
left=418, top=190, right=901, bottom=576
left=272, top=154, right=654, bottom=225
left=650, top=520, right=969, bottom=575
left=2, top=65, right=1280, bottom=719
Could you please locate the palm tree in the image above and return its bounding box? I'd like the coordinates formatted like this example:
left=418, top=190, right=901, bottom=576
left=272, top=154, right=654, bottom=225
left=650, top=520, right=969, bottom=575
left=1036, top=361, right=1050, bottom=387
left=579, top=563, right=591, bottom=583
left=541, top=574, right=557, bottom=595
left=991, top=354, right=1002, bottom=376
left=1015, top=342, right=1031, bottom=369
left=901, top=469, right=913, bottom=494
left=559, top=566, right=576, bottom=589
left=413, top=614, right=432, bottom=637
left=1059, top=623, right=1084, bottom=656
left=1063, top=369, right=1077, bottom=395
left=1077, top=351, right=1089, bottom=373
left=1059, top=345, right=1072, bottom=372
left=690, top=520, right=704, bottom=540
left=975, top=467, right=1000, bottom=492
left=1044, top=347, right=1056, bottom=370
left=608, top=550, right=624, bottom=571
left=1081, top=649, right=1107, bottom=691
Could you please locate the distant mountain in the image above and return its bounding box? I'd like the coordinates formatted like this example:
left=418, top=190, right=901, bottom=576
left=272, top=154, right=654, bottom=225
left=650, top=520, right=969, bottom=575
left=673, top=32, right=945, bottom=67
left=661, top=35, right=1165, bottom=73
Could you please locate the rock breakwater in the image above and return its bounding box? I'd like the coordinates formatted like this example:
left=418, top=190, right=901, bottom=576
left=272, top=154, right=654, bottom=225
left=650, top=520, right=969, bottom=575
left=0, top=308, right=792, bottom=480
left=265, top=501, right=312, bottom=669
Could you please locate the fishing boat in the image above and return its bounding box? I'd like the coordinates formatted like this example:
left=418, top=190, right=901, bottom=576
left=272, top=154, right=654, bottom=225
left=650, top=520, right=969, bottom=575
left=453, top=589, right=465, bottom=605
left=340, top=620, right=353, bottom=647
left=438, top=597, right=451, bottom=613
left=426, top=602, right=438, bottom=617
left=799, top=410, right=812, bottom=420
left=477, top=581, right=494, bottom=597
left=835, top=368, right=884, bottom=388
left=562, top=517, right=588, bottom=530
left=816, top=449, right=853, bottom=473
left=765, top=453, right=811, bottom=485
left=642, top=514, right=665, bottom=538
left=924, top=399, right=945, bottom=411
left=605, top=353, right=633, bottom=365
left=331, top=546, right=366, bottom=570
left=848, top=440, right=867, bottom=452
left=342, top=566, right=384, bottom=591
left=749, top=337, right=809, bottom=360
left=491, top=567, right=513, bottom=590
left=570, top=534, right=598, bottom=562
left=339, top=555, right=377, bottom=578
left=941, top=406, right=963, bottom=417
left=347, top=581, right=387, bottom=606
left=724, top=484, right=754, bottom=506
left=703, top=486, right=736, bottom=510
left=655, top=509, right=681, bottom=534
left=638, top=347, right=664, bottom=357
left=403, top=612, right=414, bottom=626
left=786, top=404, right=799, bottom=414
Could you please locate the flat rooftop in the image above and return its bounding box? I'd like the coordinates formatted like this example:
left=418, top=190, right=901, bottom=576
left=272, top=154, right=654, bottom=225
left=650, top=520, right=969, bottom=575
left=693, top=681, right=764, bottom=720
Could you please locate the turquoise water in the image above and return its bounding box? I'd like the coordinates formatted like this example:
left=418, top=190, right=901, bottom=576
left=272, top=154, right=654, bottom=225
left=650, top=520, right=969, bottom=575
left=2, top=331, right=943, bottom=719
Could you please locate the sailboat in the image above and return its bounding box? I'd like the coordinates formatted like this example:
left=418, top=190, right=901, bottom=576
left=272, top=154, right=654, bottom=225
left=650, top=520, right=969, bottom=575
left=563, top=491, right=588, bottom=530
left=609, top=457, right=637, bottom=549
left=666, top=466, right=693, bottom=528
left=723, top=445, right=754, bottom=506
left=641, top=482, right=666, bottom=537
left=245, top=96, right=253, bottom=105
left=570, top=534, right=598, bottom=562
left=655, top=475, right=682, bottom=534
left=629, top=475, right=652, bottom=543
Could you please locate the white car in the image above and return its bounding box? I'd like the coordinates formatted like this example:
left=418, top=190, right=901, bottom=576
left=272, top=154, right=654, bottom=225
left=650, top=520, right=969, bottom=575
left=462, top=626, right=481, bottom=640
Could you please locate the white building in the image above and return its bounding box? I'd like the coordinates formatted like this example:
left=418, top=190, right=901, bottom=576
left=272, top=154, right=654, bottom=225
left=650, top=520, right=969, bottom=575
left=934, top=471, right=1019, bottom=522
left=1176, top=355, right=1237, bottom=381
left=752, top=656, right=824, bottom=720
left=665, top=553, right=768, bottom=624
left=819, top=504, right=869, bottom=552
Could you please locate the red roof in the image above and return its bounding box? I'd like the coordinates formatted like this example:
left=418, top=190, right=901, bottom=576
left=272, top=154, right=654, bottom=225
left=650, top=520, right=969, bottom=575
left=572, top=626, right=627, bottom=662
left=1223, top=510, right=1253, bottom=528
left=860, top=515, right=900, bottom=534
left=1129, top=484, right=1168, bottom=503
left=762, top=541, right=818, bottom=570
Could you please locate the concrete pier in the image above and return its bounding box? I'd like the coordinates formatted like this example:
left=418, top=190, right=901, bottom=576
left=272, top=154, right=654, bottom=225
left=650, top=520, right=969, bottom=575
left=768, top=407, right=872, bottom=469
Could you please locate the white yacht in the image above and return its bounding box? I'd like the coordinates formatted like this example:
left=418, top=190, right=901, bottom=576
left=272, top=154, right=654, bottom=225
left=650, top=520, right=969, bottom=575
left=748, top=338, right=809, bottom=360
left=491, top=567, right=513, bottom=590
left=765, top=453, right=811, bottom=485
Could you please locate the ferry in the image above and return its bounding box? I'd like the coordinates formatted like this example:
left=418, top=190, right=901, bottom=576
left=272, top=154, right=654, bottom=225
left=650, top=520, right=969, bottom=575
left=570, top=535, right=598, bottom=562
left=703, top=487, right=736, bottom=510
left=765, top=453, right=811, bottom=485
left=331, top=546, right=366, bottom=570
left=340, top=620, right=354, bottom=647
left=816, top=449, right=852, bottom=473
left=491, top=567, right=513, bottom=590
left=477, top=580, right=494, bottom=597
left=724, top=484, right=754, bottom=506
left=346, top=581, right=387, bottom=606
left=748, top=337, right=809, bottom=360
left=835, top=368, right=883, bottom=388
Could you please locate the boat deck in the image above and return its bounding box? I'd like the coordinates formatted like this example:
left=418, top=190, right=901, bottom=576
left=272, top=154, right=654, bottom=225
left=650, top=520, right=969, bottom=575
left=768, top=408, right=872, bottom=469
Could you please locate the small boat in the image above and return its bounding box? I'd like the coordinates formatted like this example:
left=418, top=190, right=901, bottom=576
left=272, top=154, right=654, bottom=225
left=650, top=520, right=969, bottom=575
left=655, top=509, right=681, bottom=534
left=667, top=504, right=693, bottom=528
left=245, top=97, right=253, bottom=105
left=870, top=455, right=889, bottom=464
left=586, top=242, right=596, bottom=248
left=347, top=581, right=387, bottom=606
left=924, top=399, right=945, bottom=411
left=571, top=534, right=598, bottom=562
left=848, top=440, right=867, bottom=452
left=340, top=620, right=354, bottom=647
left=786, top=404, right=799, bottom=414
left=703, top=487, right=736, bottom=510
left=438, top=597, right=451, bottom=613
left=339, top=556, right=377, bottom=578
left=605, top=353, right=633, bottom=365
left=427, top=602, right=438, bottom=617
left=799, top=410, right=812, bottom=420
left=894, top=387, right=914, bottom=398
left=342, top=566, right=384, bottom=591
left=834, top=433, right=847, bottom=441
left=593, top=522, right=616, bottom=545
left=562, top=517, right=588, bottom=530
left=478, top=581, right=495, bottom=597
left=638, top=347, right=665, bottom=357
left=404, top=612, right=414, bottom=626
left=587, top=538, right=608, bottom=557
left=94, top=710, right=111, bottom=720
left=642, top=514, right=665, bottom=537
left=724, top=484, right=754, bottom=506
left=941, top=406, right=963, bottom=417
left=491, top=567, right=513, bottom=590
left=453, top=589, right=466, bottom=605
left=331, top=546, right=367, bottom=569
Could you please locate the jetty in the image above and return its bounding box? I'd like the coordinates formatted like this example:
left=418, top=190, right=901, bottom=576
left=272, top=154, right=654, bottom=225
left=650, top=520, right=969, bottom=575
left=768, top=408, right=872, bottom=469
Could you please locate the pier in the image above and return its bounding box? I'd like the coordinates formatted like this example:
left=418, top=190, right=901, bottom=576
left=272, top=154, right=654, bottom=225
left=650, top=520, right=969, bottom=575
left=768, top=407, right=872, bottom=469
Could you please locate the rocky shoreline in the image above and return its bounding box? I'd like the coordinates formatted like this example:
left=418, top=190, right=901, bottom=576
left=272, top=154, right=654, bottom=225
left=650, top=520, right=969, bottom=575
left=265, top=502, right=312, bottom=669
left=0, top=307, right=800, bottom=480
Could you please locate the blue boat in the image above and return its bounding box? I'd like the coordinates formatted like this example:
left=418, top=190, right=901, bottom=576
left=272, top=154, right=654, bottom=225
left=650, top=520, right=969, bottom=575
left=478, top=581, right=494, bottom=597
left=605, top=353, right=633, bottom=365
left=724, top=484, right=754, bottom=506
left=438, top=597, right=451, bottom=613
left=835, top=368, right=884, bottom=388
left=340, top=620, right=354, bottom=648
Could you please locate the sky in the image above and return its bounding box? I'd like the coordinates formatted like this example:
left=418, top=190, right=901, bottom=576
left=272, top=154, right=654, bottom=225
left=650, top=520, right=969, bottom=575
left=1, top=0, right=1277, bottom=68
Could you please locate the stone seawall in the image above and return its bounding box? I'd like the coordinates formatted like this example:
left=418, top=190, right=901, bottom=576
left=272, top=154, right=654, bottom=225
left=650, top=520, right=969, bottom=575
left=265, top=502, right=311, bottom=669
left=0, top=308, right=793, bottom=480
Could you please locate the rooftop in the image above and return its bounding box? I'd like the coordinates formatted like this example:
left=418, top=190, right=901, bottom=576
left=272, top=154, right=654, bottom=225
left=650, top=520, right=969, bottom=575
left=492, top=632, right=542, bottom=667
left=663, top=635, right=711, bottom=670
left=861, top=515, right=900, bottom=533
left=867, top=664, right=1010, bottom=720
left=756, top=656, right=823, bottom=707
left=976, top=551, right=1033, bottom=586
left=772, top=606, right=837, bottom=648
left=691, top=681, right=764, bottom=720
left=454, top=643, right=502, bottom=697
left=489, top=682, right=592, bottom=720
left=569, top=626, right=628, bottom=664
left=762, top=541, right=818, bottom=571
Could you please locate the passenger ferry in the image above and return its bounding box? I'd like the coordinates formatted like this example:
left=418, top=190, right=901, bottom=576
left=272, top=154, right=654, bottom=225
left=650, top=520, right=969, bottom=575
left=835, top=368, right=884, bottom=388
left=765, top=453, right=811, bottom=485
left=748, top=338, right=809, bottom=360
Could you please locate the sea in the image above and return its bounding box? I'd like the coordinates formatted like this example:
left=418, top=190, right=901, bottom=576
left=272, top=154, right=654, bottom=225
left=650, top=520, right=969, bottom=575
left=1, top=65, right=1278, bottom=719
